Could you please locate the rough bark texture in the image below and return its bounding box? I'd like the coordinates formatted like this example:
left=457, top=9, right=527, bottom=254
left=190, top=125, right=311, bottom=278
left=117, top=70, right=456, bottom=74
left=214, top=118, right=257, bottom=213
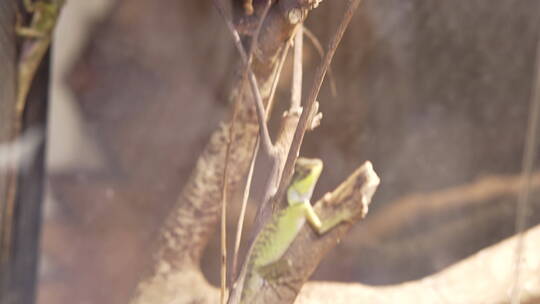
left=129, top=90, right=260, bottom=303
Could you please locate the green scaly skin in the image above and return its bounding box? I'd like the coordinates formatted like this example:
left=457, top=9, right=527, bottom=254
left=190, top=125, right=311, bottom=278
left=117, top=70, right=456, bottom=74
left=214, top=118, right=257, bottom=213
left=229, top=158, right=352, bottom=304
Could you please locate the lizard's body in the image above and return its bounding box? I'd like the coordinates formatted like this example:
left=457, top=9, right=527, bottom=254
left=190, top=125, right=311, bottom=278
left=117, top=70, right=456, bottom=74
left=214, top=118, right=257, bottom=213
left=234, top=203, right=310, bottom=303
left=229, top=158, right=354, bottom=304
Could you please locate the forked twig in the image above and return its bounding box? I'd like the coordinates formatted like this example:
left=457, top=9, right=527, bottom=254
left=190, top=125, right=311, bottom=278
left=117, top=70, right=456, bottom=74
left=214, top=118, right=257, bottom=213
left=212, top=0, right=274, bottom=154
left=245, top=0, right=271, bottom=68
left=303, top=27, right=338, bottom=98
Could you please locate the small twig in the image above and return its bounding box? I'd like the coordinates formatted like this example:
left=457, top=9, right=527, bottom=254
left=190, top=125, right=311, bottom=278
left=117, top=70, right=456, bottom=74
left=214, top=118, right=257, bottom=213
left=237, top=0, right=272, bottom=123
left=220, top=84, right=243, bottom=304
left=267, top=41, right=292, bottom=115
left=274, top=0, right=363, bottom=207
left=230, top=141, right=257, bottom=282
left=291, top=25, right=303, bottom=109
left=246, top=0, right=271, bottom=66
left=212, top=0, right=275, bottom=154
left=511, top=35, right=540, bottom=304
left=303, top=27, right=338, bottom=98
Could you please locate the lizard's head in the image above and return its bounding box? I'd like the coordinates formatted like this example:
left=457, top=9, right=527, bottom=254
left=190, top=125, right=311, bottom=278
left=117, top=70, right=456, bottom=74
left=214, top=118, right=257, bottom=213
left=287, top=158, right=323, bottom=205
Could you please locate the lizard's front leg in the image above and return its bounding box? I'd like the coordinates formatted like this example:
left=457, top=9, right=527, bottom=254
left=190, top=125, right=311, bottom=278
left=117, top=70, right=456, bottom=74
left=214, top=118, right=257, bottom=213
left=303, top=201, right=353, bottom=235
left=16, top=1, right=46, bottom=38
left=23, top=0, right=36, bottom=13
left=244, top=0, right=254, bottom=15
left=16, top=26, right=46, bottom=38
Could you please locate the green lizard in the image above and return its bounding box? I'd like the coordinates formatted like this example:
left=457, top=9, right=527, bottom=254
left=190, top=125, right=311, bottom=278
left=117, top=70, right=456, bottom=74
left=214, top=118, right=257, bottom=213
left=228, top=157, right=354, bottom=304
left=15, top=0, right=64, bottom=128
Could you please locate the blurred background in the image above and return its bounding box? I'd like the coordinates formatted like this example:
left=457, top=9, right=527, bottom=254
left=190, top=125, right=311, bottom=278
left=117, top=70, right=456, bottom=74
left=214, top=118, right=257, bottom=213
left=40, top=0, right=540, bottom=303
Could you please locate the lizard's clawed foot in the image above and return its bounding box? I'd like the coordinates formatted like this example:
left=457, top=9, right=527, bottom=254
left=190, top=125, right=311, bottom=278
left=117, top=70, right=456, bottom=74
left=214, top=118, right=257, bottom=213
left=244, top=0, right=254, bottom=15
left=282, top=101, right=322, bottom=131
left=15, top=26, right=46, bottom=38
left=307, top=101, right=323, bottom=131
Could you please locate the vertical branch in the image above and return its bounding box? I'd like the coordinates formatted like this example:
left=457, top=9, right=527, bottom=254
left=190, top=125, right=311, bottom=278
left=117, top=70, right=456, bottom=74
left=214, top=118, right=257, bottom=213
left=245, top=0, right=271, bottom=68
left=220, top=97, right=242, bottom=304
left=303, top=27, right=338, bottom=98
left=230, top=142, right=257, bottom=282
left=291, top=25, right=303, bottom=109
left=212, top=0, right=274, bottom=154
left=511, top=36, right=540, bottom=304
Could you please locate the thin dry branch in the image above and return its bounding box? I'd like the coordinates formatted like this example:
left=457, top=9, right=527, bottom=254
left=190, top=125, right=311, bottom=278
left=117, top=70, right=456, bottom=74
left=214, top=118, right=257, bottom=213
left=273, top=0, right=363, bottom=211
left=291, top=25, right=303, bottom=109
left=244, top=0, right=272, bottom=69
left=213, top=0, right=274, bottom=153
left=303, top=27, right=338, bottom=97
left=231, top=141, right=258, bottom=282
left=220, top=95, right=242, bottom=303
